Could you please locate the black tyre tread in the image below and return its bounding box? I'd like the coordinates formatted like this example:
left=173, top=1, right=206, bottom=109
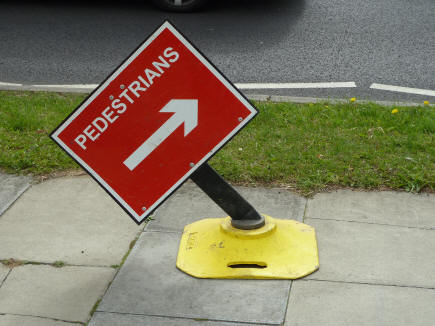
left=151, top=0, right=208, bottom=12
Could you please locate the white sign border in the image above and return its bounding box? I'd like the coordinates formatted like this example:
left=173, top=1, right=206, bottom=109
left=51, top=21, right=258, bottom=224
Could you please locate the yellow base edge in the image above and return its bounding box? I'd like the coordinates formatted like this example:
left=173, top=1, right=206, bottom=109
left=176, top=215, right=319, bottom=279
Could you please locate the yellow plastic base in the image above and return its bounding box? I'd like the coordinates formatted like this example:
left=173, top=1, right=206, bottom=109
left=176, top=215, right=319, bottom=279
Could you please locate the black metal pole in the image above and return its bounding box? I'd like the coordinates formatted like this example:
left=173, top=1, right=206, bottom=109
left=190, top=163, right=265, bottom=230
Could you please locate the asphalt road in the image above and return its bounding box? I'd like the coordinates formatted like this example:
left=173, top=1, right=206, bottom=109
left=0, top=0, right=434, bottom=102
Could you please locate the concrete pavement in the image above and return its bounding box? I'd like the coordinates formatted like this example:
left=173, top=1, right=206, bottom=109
left=0, top=173, right=434, bottom=325
left=0, top=173, right=30, bottom=216
left=0, top=173, right=143, bottom=325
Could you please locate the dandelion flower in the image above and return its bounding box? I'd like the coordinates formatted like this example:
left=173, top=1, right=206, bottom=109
left=350, top=97, right=356, bottom=102
left=391, top=108, right=398, bottom=114
left=424, top=100, right=429, bottom=105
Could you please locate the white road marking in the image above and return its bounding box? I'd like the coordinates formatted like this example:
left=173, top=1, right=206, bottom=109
left=0, top=81, right=357, bottom=92
left=234, top=82, right=357, bottom=89
left=2, top=81, right=433, bottom=99
left=0, top=81, right=23, bottom=86
left=32, top=84, right=99, bottom=89
left=370, top=83, right=435, bottom=97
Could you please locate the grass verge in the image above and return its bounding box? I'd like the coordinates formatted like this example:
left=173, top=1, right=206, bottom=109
left=0, top=91, right=433, bottom=195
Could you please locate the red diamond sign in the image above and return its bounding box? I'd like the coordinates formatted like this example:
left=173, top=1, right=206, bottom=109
left=51, top=21, right=257, bottom=224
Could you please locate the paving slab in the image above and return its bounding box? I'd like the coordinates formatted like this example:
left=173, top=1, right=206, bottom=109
left=0, top=314, right=77, bottom=326
left=305, top=218, right=435, bottom=288
left=0, top=265, right=10, bottom=285
left=0, top=172, right=30, bottom=216
left=0, top=176, right=142, bottom=266
left=90, top=312, right=258, bottom=326
left=147, top=181, right=306, bottom=232
left=98, top=231, right=291, bottom=325
left=0, top=265, right=115, bottom=323
left=306, top=190, right=435, bottom=229
left=285, top=280, right=435, bottom=326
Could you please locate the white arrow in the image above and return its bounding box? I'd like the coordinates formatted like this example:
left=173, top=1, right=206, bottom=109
left=123, top=99, right=198, bottom=171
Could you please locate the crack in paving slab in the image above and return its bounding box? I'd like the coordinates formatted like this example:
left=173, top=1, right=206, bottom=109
left=306, top=217, right=435, bottom=230
left=0, top=267, right=11, bottom=288
left=299, top=278, right=435, bottom=291
left=0, top=313, right=84, bottom=325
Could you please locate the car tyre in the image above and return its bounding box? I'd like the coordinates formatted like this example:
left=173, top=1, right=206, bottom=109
left=151, top=0, right=208, bottom=12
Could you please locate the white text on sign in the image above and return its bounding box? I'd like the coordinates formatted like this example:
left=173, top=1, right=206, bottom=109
left=74, top=47, right=179, bottom=150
